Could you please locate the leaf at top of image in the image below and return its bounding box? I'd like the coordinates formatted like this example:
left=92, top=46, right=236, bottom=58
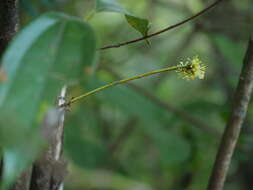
left=125, top=14, right=150, bottom=37
left=0, top=11, right=96, bottom=189
left=95, top=0, right=150, bottom=38
left=96, top=0, right=128, bottom=14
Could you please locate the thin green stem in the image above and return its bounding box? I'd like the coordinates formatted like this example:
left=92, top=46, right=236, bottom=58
left=85, top=10, right=95, bottom=21
left=65, top=65, right=180, bottom=106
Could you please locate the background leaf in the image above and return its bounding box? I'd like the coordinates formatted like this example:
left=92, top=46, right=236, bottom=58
left=96, top=0, right=128, bottom=14
left=83, top=76, right=172, bottom=126
left=64, top=107, right=108, bottom=169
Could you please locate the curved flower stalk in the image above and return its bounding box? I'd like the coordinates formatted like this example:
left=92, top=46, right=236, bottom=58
left=63, top=56, right=206, bottom=106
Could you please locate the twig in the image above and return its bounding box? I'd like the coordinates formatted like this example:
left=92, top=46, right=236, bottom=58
left=103, top=118, right=138, bottom=170
left=102, top=66, right=220, bottom=137
left=30, top=86, right=68, bottom=190
left=0, top=0, right=19, bottom=59
left=53, top=86, right=67, bottom=190
left=207, top=34, right=253, bottom=190
left=109, top=118, right=138, bottom=154
left=99, top=0, right=223, bottom=50
left=54, top=86, right=67, bottom=161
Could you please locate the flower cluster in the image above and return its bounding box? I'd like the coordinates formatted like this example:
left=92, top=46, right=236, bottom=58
left=176, top=56, right=206, bottom=80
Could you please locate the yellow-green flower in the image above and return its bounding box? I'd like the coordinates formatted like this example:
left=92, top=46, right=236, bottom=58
left=176, top=56, right=206, bottom=80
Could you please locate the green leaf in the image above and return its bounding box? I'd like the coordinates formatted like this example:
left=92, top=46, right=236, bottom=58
left=125, top=14, right=150, bottom=37
left=96, top=0, right=128, bottom=14
left=0, top=12, right=96, bottom=188
left=95, top=0, right=150, bottom=38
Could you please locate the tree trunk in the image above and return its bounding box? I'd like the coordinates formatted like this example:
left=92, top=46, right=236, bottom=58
left=0, top=0, right=19, bottom=59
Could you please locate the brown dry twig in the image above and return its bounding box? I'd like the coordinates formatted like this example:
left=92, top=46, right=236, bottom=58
left=109, top=118, right=138, bottom=154
left=99, top=0, right=224, bottom=50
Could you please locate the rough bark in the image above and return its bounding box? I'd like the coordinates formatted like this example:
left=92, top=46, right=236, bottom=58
left=0, top=0, right=19, bottom=59
left=0, top=0, right=19, bottom=187
left=11, top=169, right=32, bottom=190
left=30, top=87, right=68, bottom=190
left=207, top=33, right=253, bottom=190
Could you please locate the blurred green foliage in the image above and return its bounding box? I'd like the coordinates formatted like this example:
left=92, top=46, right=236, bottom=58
left=0, top=0, right=253, bottom=189
left=0, top=12, right=96, bottom=189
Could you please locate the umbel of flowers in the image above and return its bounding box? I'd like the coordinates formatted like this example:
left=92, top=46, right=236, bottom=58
left=176, top=56, right=206, bottom=80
